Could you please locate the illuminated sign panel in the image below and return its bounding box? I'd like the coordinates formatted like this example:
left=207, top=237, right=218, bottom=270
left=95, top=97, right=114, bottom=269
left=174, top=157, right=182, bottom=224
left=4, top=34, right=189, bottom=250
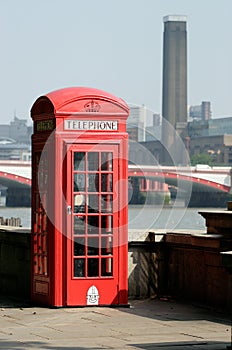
left=36, top=120, right=55, bottom=132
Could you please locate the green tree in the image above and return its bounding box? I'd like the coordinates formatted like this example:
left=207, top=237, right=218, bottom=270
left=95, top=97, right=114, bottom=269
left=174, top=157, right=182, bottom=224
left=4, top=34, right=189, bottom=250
left=190, top=153, right=213, bottom=166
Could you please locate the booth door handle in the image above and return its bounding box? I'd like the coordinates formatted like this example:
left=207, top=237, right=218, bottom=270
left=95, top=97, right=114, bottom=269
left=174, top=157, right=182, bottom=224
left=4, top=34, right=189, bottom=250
left=67, top=205, right=72, bottom=215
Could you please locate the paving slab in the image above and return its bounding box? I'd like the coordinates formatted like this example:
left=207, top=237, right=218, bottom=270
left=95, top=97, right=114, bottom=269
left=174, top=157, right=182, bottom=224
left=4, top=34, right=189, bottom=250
left=0, top=296, right=231, bottom=350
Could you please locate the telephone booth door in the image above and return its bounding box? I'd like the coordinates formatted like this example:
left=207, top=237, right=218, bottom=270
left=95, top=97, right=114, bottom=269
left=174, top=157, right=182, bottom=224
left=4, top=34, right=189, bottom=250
left=66, top=144, right=121, bottom=306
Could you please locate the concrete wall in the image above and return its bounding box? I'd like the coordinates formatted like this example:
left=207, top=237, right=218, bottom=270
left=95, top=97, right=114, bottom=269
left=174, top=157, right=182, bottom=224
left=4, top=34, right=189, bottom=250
left=165, top=232, right=232, bottom=311
left=0, top=228, right=231, bottom=312
left=128, top=231, right=232, bottom=312
left=128, top=245, right=156, bottom=298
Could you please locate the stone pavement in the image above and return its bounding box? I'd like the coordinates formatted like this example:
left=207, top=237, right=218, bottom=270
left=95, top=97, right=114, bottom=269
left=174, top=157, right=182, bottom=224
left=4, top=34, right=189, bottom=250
left=0, top=296, right=231, bottom=350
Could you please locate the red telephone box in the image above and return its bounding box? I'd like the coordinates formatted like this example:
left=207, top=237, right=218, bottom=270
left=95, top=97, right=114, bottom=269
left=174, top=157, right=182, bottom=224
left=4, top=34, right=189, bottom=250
left=31, top=87, right=129, bottom=307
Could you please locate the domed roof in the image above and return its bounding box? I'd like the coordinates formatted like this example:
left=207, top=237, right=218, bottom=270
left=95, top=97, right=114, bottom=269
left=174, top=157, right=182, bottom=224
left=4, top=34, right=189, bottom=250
left=31, top=87, right=129, bottom=116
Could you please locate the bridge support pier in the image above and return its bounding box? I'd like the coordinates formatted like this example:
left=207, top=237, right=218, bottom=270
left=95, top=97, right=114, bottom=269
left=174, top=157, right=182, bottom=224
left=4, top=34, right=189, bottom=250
left=6, top=188, right=31, bottom=207
left=188, top=191, right=230, bottom=208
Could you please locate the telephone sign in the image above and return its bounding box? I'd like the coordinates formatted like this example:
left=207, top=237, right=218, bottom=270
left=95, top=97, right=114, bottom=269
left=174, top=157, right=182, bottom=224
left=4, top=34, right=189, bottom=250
left=64, top=120, right=118, bottom=131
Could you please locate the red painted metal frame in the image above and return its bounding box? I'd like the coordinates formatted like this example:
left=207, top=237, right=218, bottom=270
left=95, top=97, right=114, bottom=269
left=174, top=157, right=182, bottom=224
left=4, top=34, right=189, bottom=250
left=31, top=87, right=129, bottom=307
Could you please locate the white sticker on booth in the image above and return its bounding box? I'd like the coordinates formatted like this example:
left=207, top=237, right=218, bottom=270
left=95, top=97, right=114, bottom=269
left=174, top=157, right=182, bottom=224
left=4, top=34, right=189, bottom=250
left=86, top=285, right=100, bottom=305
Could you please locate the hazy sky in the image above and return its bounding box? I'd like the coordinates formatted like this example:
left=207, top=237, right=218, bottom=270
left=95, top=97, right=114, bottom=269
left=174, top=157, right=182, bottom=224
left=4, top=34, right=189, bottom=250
left=1, top=0, right=231, bottom=124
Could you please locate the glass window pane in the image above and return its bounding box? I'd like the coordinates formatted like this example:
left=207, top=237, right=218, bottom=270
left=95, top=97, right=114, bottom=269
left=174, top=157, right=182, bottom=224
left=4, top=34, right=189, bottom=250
left=74, top=237, right=85, bottom=256
left=88, top=258, right=99, bottom=277
left=37, top=234, right=42, bottom=253
left=74, top=258, right=85, bottom=277
left=88, top=194, right=99, bottom=213
left=74, top=194, right=85, bottom=213
left=42, top=256, right=48, bottom=276
left=41, top=193, right=47, bottom=212
left=101, top=215, right=112, bottom=234
left=74, top=215, right=85, bottom=235
left=35, top=153, right=40, bottom=191
left=88, top=216, right=99, bottom=234
left=101, top=258, right=113, bottom=276
left=101, top=236, right=112, bottom=255
left=38, top=152, right=48, bottom=192
left=35, top=193, right=40, bottom=212
left=101, top=152, right=113, bottom=171
left=42, top=234, right=47, bottom=254
left=74, top=174, right=85, bottom=192
left=101, top=194, right=112, bottom=213
left=74, top=152, right=85, bottom=171
left=88, top=174, right=99, bottom=192
left=88, top=152, right=99, bottom=171
left=87, top=237, right=99, bottom=256
left=102, top=174, right=112, bottom=192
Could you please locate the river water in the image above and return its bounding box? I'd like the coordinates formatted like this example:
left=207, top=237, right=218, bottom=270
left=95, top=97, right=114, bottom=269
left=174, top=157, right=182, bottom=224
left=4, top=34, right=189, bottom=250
left=0, top=205, right=225, bottom=231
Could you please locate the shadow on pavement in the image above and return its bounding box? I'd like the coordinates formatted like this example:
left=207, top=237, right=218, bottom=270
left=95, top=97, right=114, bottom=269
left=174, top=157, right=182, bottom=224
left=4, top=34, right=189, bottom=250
left=0, top=341, right=99, bottom=350
left=124, top=298, right=231, bottom=327
left=0, top=295, right=31, bottom=308
left=0, top=339, right=230, bottom=350
left=130, top=341, right=230, bottom=349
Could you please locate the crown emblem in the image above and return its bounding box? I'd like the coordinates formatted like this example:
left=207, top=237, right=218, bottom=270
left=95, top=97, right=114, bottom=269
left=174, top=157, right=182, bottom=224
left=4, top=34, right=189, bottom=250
left=84, top=100, right=101, bottom=112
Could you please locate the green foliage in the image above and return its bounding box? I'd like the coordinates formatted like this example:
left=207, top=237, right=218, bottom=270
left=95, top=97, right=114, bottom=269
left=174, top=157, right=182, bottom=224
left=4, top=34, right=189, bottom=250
left=144, top=192, right=171, bottom=205
left=190, top=153, right=213, bottom=166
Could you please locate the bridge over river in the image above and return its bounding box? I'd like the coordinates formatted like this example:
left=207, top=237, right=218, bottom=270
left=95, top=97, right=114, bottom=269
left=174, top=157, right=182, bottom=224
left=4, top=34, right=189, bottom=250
left=0, top=161, right=231, bottom=207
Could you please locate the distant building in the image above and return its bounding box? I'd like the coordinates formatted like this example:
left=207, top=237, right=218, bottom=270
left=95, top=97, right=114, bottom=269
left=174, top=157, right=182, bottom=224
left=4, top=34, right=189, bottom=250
left=0, top=137, right=31, bottom=160
left=190, top=134, right=232, bottom=164
left=127, top=105, right=153, bottom=142
left=129, top=139, right=163, bottom=166
left=188, top=116, right=232, bottom=139
left=145, top=126, right=161, bottom=142
left=187, top=114, right=232, bottom=164
left=153, top=114, right=161, bottom=127
left=0, top=116, right=32, bottom=144
left=144, top=113, right=161, bottom=141
left=201, top=101, right=212, bottom=121
left=188, top=119, right=209, bottom=139
left=0, top=116, right=32, bottom=160
left=189, top=101, right=212, bottom=121
left=208, top=117, right=232, bottom=136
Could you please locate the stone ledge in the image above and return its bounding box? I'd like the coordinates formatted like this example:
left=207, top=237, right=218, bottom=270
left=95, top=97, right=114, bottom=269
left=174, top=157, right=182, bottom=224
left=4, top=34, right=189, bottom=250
left=199, top=210, right=232, bottom=234
left=165, top=230, right=222, bottom=249
left=0, top=225, right=31, bottom=233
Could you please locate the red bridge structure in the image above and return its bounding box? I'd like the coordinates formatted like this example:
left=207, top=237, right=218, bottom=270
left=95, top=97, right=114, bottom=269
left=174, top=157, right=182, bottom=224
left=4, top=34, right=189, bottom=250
left=0, top=161, right=31, bottom=206
left=0, top=160, right=231, bottom=207
left=128, top=164, right=231, bottom=207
